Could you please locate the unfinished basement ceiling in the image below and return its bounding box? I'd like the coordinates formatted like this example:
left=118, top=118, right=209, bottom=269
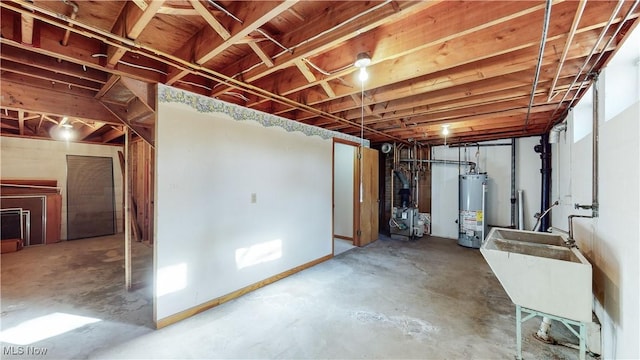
left=0, top=0, right=638, bottom=145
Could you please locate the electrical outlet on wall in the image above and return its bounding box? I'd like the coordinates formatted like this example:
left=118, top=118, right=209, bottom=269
left=251, top=193, right=257, bottom=203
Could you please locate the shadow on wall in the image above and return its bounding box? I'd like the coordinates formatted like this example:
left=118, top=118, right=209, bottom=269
left=574, top=221, right=620, bottom=327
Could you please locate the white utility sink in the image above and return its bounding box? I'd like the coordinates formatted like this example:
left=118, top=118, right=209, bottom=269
left=481, top=228, right=592, bottom=322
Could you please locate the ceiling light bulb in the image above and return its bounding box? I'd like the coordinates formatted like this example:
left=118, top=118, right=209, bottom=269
left=62, top=128, right=72, bottom=141
left=358, top=67, right=368, bottom=82
left=58, top=124, right=73, bottom=141
left=442, top=124, right=450, bottom=135
left=354, top=52, right=371, bottom=68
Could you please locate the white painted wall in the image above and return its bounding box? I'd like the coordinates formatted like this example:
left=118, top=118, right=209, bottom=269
left=430, top=138, right=542, bottom=239
left=333, top=142, right=355, bottom=238
left=155, top=99, right=334, bottom=321
left=551, top=26, right=639, bottom=358
left=430, top=146, right=464, bottom=239
left=0, top=136, right=124, bottom=239
left=516, top=137, right=543, bottom=231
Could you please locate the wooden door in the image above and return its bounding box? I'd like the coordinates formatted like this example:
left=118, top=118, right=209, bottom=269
left=356, top=147, right=379, bottom=246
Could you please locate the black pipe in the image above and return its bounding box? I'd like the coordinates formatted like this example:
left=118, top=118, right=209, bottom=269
left=510, top=138, right=516, bottom=228
left=535, top=134, right=552, bottom=232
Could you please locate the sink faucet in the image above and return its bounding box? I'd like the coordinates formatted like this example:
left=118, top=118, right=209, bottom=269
left=568, top=214, right=594, bottom=245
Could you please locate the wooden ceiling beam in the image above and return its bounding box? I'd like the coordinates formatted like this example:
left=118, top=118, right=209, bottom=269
left=126, top=0, right=165, bottom=39
left=320, top=81, right=336, bottom=99
left=249, top=1, right=622, bottom=115
left=293, top=59, right=333, bottom=99
left=294, top=59, right=316, bottom=82
left=349, top=94, right=374, bottom=116
left=106, top=1, right=165, bottom=69
left=157, top=5, right=199, bottom=16
left=369, top=103, right=560, bottom=134
left=20, top=12, right=34, bottom=45
left=215, top=1, right=439, bottom=94
left=547, top=0, right=587, bottom=101
left=18, top=110, right=24, bottom=135
left=23, top=113, right=39, bottom=121
left=95, top=75, right=121, bottom=99
left=352, top=79, right=577, bottom=124
left=76, top=122, right=106, bottom=141
left=0, top=110, right=19, bottom=121
left=35, top=114, right=44, bottom=135
left=0, top=45, right=107, bottom=84
left=281, top=27, right=610, bottom=122
left=166, top=1, right=297, bottom=84
left=1, top=119, right=20, bottom=129
left=330, top=58, right=591, bottom=120
left=0, top=6, right=165, bottom=83
left=0, top=72, right=97, bottom=98
left=1, top=80, right=122, bottom=125
left=245, top=0, right=550, bottom=106
left=1, top=59, right=103, bottom=91
left=247, top=39, right=275, bottom=68
left=189, top=0, right=230, bottom=39
left=101, top=127, right=125, bottom=143
left=0, top=36, right=162, bottom=85
left=119, top=77, right=156, bottom=111
left=101, top=102, right=153, bottom=146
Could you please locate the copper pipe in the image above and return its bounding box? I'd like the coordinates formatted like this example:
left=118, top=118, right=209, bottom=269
left=57, top=0, right=78, bottom=63
left=61, top=11, right=77, bottom=46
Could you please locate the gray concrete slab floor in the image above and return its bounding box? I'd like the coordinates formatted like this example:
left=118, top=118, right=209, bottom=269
left=1, top=234, right=593, bottom=359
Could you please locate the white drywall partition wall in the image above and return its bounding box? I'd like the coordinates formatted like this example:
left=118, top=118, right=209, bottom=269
left=0, top=136, right=124, bottom=239
left=155, top=87, right=351, bottom=323
left=333, top=142, right=355, bottom=238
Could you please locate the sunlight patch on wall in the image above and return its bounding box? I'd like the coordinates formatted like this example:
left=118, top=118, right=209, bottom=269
left=157, top=263, right=187, bottom=297
left=0, top=312, right=101, bottom=345
left=235, top=239, right=282, bottom=270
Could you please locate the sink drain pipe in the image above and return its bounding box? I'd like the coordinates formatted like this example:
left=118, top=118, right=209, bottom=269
left=535, top=317, right=554, bottom=343
left=534, top=134, right=553, bottom=232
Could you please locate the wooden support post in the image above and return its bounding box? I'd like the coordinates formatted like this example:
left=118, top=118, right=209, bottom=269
left=124, top=127, right=132, bottom=290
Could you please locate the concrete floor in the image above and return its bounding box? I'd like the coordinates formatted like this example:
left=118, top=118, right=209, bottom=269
left=1, top=234, right=592, bottom=359
left=333, top=238, right=355, bottom=256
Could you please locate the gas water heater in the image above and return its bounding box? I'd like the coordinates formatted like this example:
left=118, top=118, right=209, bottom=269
left=458, top=173, right=488, bottom=248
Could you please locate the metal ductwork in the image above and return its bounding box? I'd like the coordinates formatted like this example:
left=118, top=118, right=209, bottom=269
left=393, top=170, right=410, bottom=189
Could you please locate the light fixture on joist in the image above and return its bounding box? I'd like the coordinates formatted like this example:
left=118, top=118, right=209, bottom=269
left=354, top=52, right=371, bottom=83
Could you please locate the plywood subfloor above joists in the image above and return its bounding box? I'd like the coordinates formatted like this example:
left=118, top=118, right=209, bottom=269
left=0, top=0, right=638, bottom=145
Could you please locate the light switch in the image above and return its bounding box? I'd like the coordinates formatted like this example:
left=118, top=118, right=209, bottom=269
left=251, top=193, right=257, bottom=203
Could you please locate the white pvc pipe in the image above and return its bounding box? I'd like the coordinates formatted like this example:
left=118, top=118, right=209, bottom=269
left=518, top=190, right=525, bottom=230
left=536, top=317, right=554, bottom=342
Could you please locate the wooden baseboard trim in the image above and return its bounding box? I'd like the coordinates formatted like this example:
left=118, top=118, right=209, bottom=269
left=334, top=235, right=353, bottom=241
left=155, top=253, right=333, bottom=329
